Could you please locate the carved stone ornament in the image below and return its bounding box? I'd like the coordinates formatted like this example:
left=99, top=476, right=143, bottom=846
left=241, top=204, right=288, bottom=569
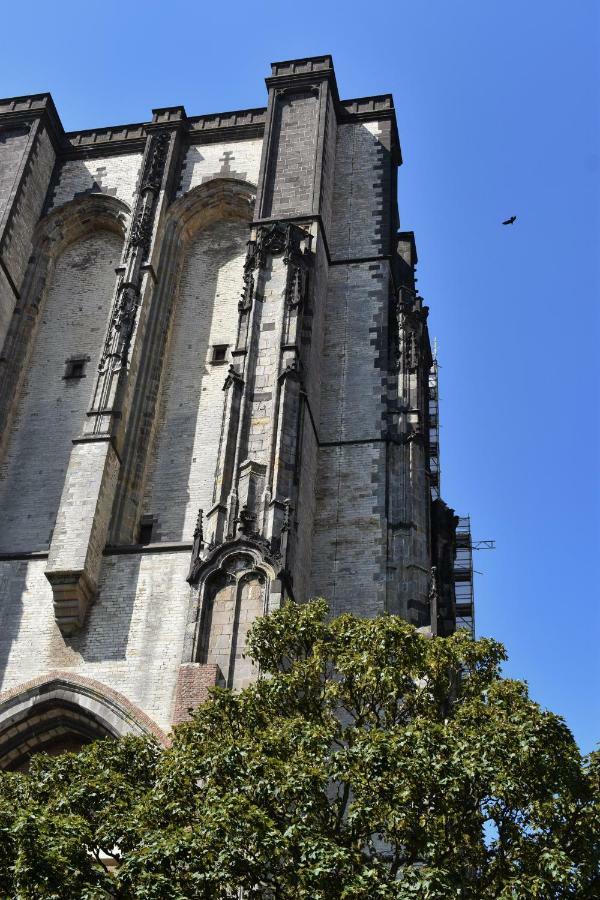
left=428, top=565, right=439, bottom=629
left=193, top=508, right=204, bottom=542
left=428, top=565, right=438, bottom=602
left=286, top=263, right=308, bottom=308
left=404, top=427, right=424, bottom=445
left=239, top=262, right=255, bottom=312
left=97, top=283, right=136, bottom=373
left=141, top=131, right=170, bottom=193
left=240, top=222, right=311, bottom=313
left=396, top=289, right=427, bottom=373
left=129, top=206, right=154, bottom=254
left=187, top=532, right=281, bottom=587
left=187, top=509, right=205, bottom=581
left=93, top=131, right=171, bottom=382
left=114, top=285, right=139, bottom=334
left=260, top=221, right=287, bottom=256
left=274, top=84, right=320, bottom=100
left=223, top=364, right=243, bottom=391
left=278, top=357, right=301, bottom=381
left=235, top=504, right=256, bottom=537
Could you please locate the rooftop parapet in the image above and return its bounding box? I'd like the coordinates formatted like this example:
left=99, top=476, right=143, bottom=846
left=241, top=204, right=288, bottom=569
left=0, top=56, right=401, bottom=161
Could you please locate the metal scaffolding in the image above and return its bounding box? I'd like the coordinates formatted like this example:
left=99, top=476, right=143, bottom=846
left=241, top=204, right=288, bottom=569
left=428, top=358, right=440, bottom=501
left=454, top=516, right=475, bottom=635
left=428, top=352, right=494, bottom=637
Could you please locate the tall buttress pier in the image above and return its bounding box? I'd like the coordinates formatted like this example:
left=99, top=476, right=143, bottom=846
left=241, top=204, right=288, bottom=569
left=0, top=57, right=463, bottom=768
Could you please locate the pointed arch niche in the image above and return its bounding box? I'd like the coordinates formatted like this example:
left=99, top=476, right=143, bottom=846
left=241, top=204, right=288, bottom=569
left=136, top=178, right=256, bottom=546
left=0, top=672, right=167, bottom=772
left=0, top=194, right=129, bottom=554
left=197, top=564, right=266, bottom=690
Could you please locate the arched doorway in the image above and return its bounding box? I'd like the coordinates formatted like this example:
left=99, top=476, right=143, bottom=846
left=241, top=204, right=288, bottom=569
left=0, top=672, right=168, bottom=771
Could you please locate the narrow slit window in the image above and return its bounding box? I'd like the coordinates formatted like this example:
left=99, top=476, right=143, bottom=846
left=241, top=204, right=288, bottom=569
left=138, top=515, right=155, bottom=545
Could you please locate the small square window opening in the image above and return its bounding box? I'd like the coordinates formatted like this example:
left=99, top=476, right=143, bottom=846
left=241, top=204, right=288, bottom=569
left=211, top=344, right=228, bottom=364
left=63, top=357, right=88, bottom=380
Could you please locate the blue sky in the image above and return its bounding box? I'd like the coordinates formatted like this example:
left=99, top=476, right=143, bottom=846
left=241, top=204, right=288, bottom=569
left=1, top=1, right=598, bottom=752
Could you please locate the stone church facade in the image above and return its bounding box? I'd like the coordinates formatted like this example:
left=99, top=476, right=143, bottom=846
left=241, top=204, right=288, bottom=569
left=0, top=56, right=465, bottom=768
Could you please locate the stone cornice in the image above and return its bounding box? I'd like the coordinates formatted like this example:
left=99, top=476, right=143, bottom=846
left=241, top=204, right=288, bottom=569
left=0, top=86, right=400, bottom=161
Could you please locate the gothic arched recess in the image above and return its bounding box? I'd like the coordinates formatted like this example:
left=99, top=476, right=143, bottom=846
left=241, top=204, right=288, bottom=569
left=0, top=194, right=130, bottom=553
left=110, top=177, right=257, bottom=546
left=0, top=672, right=168, bottom=771
left=184, top=539, right=283, bottom=691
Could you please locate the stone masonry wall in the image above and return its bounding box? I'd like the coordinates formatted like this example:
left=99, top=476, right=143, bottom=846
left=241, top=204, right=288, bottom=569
left=0, top=230, right=122, bottom=553
left=0, top=266, right=15, bottom=354
left=0, top=550, right=191, bottom=730
left=318, top=92, right=338, bottom=239
left=310, top=259, right=390, bottom=615
left=292, top=236, right=328, bottom=602
left=0, top=127, right=29, bottom=224
left=1, top=126, right=55, bottom=296
left=329, top=121, right=387, bottom=259
left=0, top=65, right=435, bottom=748
left=47, top=152, right=143, bottom=214
left=177, top=139, right=262, bottom=196
left=246, top=255, right=287, bottom=464
left=310, top=443, right=387, bottom=617
left=318, top=262, right=388, bottom=444
left=307, top=114, right=395, bottom=616
left=261, top=92, right=318, bottom=219
left=202, top=576, right=263, bottom=691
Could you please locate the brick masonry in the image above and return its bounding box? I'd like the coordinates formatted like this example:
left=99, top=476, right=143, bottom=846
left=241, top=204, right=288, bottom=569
left=177, top=139, right=262, bottom=195
left=0, top=57, right=459, bottom=754
left=330, top=121, right=387, bottom=258
left=0, top=551, right=192, bottom=731
left=172, top=662, right=220, bottom=724
left=47, top=153, right=143, bottom=213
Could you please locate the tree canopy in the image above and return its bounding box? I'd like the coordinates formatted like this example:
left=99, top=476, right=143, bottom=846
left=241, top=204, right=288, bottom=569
left=0, top=600, right=598, bottom=898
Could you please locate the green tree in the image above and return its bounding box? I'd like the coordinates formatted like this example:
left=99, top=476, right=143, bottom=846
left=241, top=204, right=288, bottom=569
left=0, top=600, right=598, bottom=898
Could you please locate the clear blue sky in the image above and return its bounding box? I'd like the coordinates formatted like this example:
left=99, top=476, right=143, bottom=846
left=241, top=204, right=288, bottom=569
left=1, top=1, right=598, bottom=753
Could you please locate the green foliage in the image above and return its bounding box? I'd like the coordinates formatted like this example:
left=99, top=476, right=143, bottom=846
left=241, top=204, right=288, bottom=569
left=0, top=600, right=597, bottom=898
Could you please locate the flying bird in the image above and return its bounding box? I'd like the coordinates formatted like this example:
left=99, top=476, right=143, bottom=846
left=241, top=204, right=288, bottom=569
left=502, top=215, right=517, bottom=225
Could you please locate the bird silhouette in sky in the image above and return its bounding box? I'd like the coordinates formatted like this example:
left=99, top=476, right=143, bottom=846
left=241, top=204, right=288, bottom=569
left=502, top=215, right=517, bottom=225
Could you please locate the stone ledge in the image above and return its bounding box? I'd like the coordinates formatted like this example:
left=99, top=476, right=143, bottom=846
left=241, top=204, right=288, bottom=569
left=44, top=569, right=95, bottom=636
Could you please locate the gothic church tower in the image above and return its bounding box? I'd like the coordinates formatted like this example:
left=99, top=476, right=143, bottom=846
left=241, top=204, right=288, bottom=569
left=0, top=57, right=466, bottom=767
